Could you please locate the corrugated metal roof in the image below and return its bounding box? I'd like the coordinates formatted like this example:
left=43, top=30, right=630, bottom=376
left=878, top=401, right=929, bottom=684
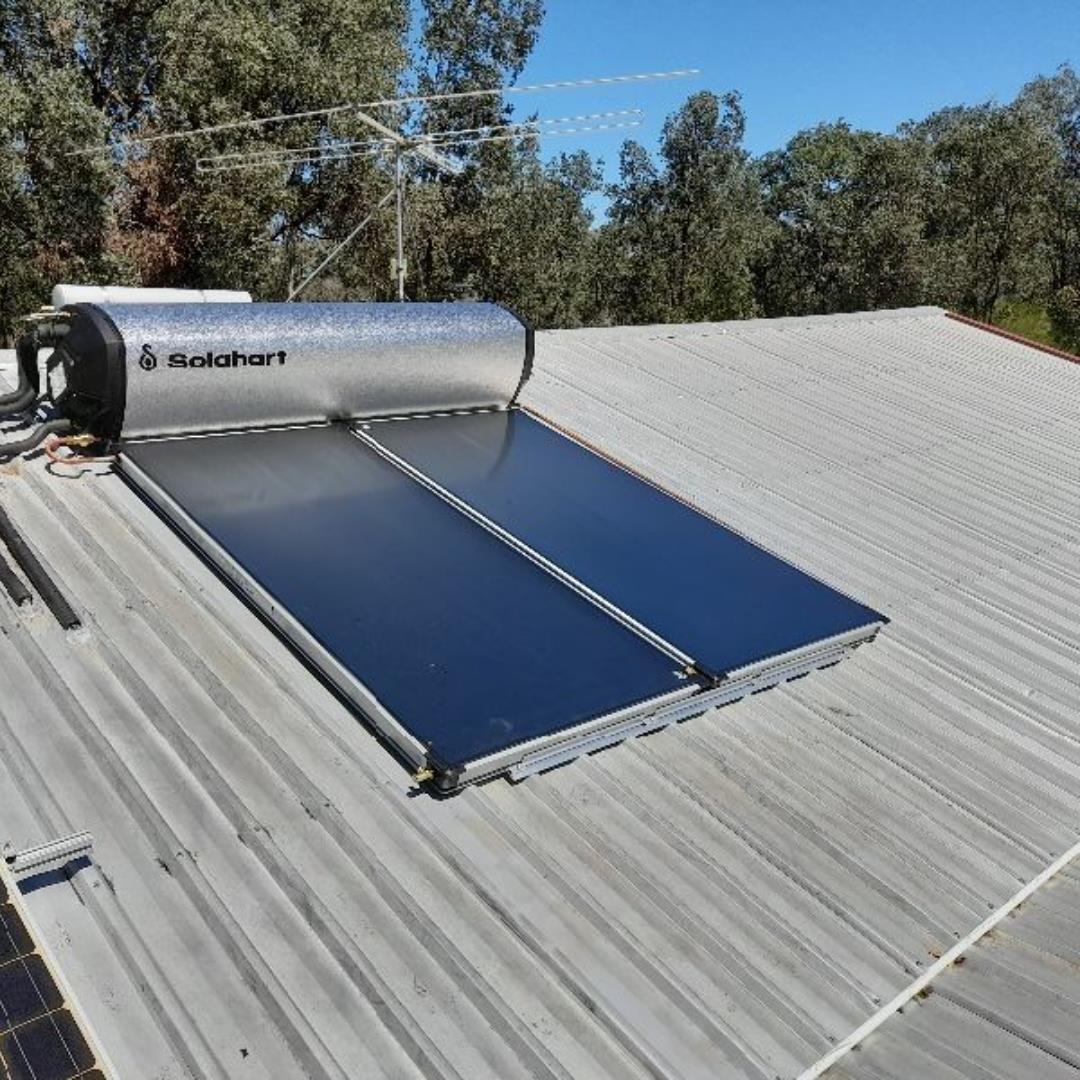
left=0, top=306, right=1078, bottom=1079
left=832, top=863, right=1080, bottom=1079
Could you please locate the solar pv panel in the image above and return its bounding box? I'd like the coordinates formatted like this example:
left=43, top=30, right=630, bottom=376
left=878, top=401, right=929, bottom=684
left=361, top=410, right=885, bottom=679
left=0, top=880, right=100, bottom=1080
left=121, top=424, right=689, bottom=781
left=0, top=955, right=63, bottom=1031
left=0, top=1009, right=96, bottom=1080
left=0, top=906, right=33, bottom=967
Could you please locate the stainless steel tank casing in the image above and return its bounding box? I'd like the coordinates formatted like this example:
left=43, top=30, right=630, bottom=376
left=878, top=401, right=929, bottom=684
left=91, top=302, right=530, bottom=439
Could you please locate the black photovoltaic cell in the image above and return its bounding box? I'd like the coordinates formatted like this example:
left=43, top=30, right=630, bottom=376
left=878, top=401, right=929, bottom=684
left=0, top=1009, right=96, bottom=1080
left=366, top=410, right=886, bottom=677
left=122, top=425, right=685, bottom=769
left=0, top=906, right=33, bottom=967
left=0, top=880, right=99, bottom=1080
left=0, top=955, right=63, bottom=1031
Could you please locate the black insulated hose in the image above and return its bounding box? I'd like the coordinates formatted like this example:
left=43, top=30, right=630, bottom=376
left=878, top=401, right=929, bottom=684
left=0, top=419, right=72, bottom=463
left=0, top=547, right=31, bottom=606
left=0, top=504, right=80, bottom=629
left=0, top=332, right=40, bottom=412
left=0, top=386, right=38, bottom=417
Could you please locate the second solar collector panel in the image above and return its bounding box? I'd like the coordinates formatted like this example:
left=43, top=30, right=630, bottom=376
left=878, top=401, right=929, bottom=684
left=359, top=410, right=885, bottom=679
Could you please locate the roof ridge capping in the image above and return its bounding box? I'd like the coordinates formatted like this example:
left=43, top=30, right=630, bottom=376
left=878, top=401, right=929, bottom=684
left=540, top=306, right=946, bottom=340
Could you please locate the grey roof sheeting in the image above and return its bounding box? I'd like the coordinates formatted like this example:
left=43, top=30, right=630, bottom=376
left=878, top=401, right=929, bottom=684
left=832, top=863, right=1080, bottom=1079
left=0, top=306, right=1078, bottom=1079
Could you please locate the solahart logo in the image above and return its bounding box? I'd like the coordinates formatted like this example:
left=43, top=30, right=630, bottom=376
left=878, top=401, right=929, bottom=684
left=166, top=348, right=288, bottom=369
left=138, top=345, right=288, bottom=370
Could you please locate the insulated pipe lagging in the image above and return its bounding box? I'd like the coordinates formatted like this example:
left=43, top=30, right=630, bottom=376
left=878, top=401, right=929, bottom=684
left=0, top=386, right=38, bottom=418
left=18, top=331, right=41, bottom=393
left=0, top=548, right=31, bottom=606
left=0, top=502, right=80, bottom=629
left=0, top=334, right=38, bottom=411
left=0, top=420, right=72, bottom=463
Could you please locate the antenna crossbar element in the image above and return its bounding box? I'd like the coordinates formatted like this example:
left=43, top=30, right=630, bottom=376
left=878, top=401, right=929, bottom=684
left=416, top=108, right=643, bottom=143
left=195, top=110, right=644, bottom=173
left=199, top=120, right=643, bottom=175
left=425, top=118, right=644, bottom=145
left=199, top=136, right=392, bottom=171
left=65, top=69, right=698, bottom=158
left=352, top=109, right=462, bottom=177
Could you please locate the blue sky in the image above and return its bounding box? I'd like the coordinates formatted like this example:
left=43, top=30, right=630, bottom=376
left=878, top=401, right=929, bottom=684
left=513, top=0, right=1079, bottom=195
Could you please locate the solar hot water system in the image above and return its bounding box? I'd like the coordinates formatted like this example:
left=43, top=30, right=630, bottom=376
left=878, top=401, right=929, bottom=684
left=0, top=298, right=887, bottom=792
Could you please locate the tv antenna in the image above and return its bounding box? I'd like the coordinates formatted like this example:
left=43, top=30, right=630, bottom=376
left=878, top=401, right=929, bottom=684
left=275, top=111, right=649, bottom=301
left=66, top=68, right=700, bottom=301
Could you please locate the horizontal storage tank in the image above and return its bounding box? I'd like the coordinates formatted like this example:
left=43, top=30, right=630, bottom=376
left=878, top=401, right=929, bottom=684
left=51, top=301, right=532, bottom=439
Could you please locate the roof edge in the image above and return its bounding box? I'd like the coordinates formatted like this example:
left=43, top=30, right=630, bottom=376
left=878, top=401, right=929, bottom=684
left=945, top=310, right=1080, bottom=365
left=540, top=307, right=946, bottom=340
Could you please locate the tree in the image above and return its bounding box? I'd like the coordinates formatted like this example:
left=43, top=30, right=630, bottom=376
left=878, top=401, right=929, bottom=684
left=1048, top=284, right=1080, bottom=350
left=5, top=9, right=1080, bottom=340
left=756, top=123, right=926, bottom=315
left=416, top=0, right=543, bottom=133
left=593, top=140, right=666, bottom=323
left=597, top=91, right=764, bottom=325
left=0, top=3, right=125, bottom=339
left=1017, top=66, right=1080, bottom=296
left=0, top=0, right=556, bottom=324
left=910, top=102, right=1059, bottom=320
left=127, top=0, right=408, bottom=297
left=316, top=0, right=551, bottom=309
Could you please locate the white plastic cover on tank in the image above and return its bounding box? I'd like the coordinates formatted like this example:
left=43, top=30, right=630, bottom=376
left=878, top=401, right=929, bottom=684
left=51, top=284, right=252, bottom=307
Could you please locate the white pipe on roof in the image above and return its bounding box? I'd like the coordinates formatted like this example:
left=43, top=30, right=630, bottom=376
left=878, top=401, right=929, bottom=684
left=798, top=835, right=1080, bottom=1078
left=51, top=284, right=251, bottom=308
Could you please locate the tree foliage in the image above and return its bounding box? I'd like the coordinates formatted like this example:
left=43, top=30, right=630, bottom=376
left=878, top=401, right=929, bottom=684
left=1048, top=283, right=1080, bottom=349
left=910, top=101, right=1059, bottom=320
left=595, top=92, right=761, bottom=324
left=756, top=124, right=927, bottom=315
left=1, top=6, right=1079, bottom=353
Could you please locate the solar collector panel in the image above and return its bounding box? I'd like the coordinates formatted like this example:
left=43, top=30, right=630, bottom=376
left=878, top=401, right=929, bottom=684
left=121, top=424, right=689, bottom=780
left=362, top=410, right=886, bottom=679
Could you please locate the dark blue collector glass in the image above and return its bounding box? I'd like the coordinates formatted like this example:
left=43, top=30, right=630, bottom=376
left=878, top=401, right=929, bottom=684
left=367, top=410, right=885, bottom=678
left=123, top=425, right=685, bottom=768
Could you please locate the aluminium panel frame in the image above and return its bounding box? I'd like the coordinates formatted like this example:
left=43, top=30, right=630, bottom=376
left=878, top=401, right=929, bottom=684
left=504, top=623, right=876, bottom=782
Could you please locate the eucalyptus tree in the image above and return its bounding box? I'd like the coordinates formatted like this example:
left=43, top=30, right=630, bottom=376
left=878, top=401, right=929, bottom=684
left=911, top=101, right=1059, bottom=320
left=598, top=90, right=764, bottom=325
left=0, top=0, right=124, bottom=337
left=755, top=122, right=927, bottom=316
left=1017, top=65, right=1080, bottom=327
